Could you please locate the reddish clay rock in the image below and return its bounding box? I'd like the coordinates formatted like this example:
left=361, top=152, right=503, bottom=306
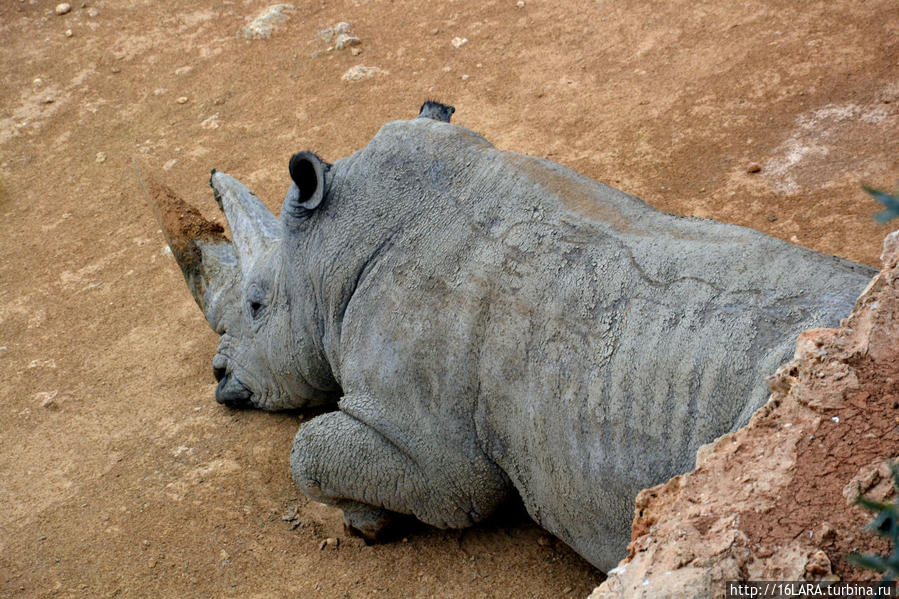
left=590, top=230, right=899, bottom=599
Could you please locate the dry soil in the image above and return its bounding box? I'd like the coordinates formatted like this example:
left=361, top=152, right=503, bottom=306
left=1, top=1, right=897, bottom=598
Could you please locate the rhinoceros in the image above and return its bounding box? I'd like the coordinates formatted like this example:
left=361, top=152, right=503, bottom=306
left=151, top=101, right=875, bottom=572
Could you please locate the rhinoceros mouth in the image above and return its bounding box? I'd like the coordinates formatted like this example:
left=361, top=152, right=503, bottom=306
left=212, top=354, right=255, bottom=408
left=215, top=373, right=254, bottom=408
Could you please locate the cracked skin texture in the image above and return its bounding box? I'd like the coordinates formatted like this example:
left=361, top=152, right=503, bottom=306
left=279, top=116, right=875, bottom=572
left=592, top=232, right=899, bottom=597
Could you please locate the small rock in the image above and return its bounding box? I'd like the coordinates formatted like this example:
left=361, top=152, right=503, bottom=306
left=87, top=7, right=98, bottom=17
left=174, top=66, right=193, bottom=75
left=55, top=3, right=71, bottom=15
left=65, top=29, right=73, bottom=37
left=335, top=21, right=351, bottom=34
left=767, top=214, right=777, bottom=222
left=219, top=549, right=230, bottom=562
left=42, top=97, right=55, bottom=104
left=451, top=36, right=468, bottom=48
left=40, top=391, right=59, bottom=409
left=200, top=114, right=220, bottom=129
left=341, top=65, right=381, bottom=82
left=148, top=559, right=157, bottom=569
left=239, top=4, right=295, bottom=40
left=351, top=47, right=362, bottom=56
left=33, top=77, right=43, bottom=86
left=281, top=507, right=298, bottom=521
left=111, top=66, right=120, bottom=74
left=335, top=33, right=361, bottom=50
left=163, top=159, right=178, bottom=171
left=318, top=537, right=339, bottom=550
left=431, top=28, right=439, bottom=35
left=461, top=74, right=470, bottom=81
left=804, top=550, right=832, bottom=578
left=790, top=235, right=800, bottom=243
left=95, top=152, right=107, bottom=163
left=176, top=96, right=188, bottom=104
left=746, top=163, right=762, bottom=173
left=317, top=28, right=334, bottom=42
left=517, top=0, right=526, bottom=6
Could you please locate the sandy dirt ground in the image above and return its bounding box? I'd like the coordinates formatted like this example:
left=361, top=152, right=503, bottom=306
left=1, top=1, right=896, bottom=597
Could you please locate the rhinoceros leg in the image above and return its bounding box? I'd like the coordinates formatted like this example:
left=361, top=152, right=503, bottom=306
left=290, top=397, right=509, bottom=538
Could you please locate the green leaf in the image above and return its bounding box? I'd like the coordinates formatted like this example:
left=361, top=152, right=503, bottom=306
left=849, top=552, right=889, bottom=573
left=857, top=495, right=893, bottom=513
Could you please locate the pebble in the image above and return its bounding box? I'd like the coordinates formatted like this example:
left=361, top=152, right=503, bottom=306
left=281, top=508, right=297, bottom=521
left=334, top=33, right=361, bottom=50
left=351, top=47, right=362, bottom=56
left=238, top=4, right=295, bottom=40
left=319, top=537, right=339, bottom=549
left=176, top=96, right=188, bottom=104
left=95, top=151, right=106, bottom=163
left=163, top=159, right=178, bottom=171
left=65, top=29, right=73, bottom=37
left=335, top=21, right=351, bottom=34
left=174, top=66, right=193, bottom=75
left=219, top=549, right=230, bottom=562
left=768, top=214, right=777, bottom=222
left=200, top=114, right=220, bottom=129
left=517, top=0, right=526, bottom=6
left=451, top=36, right=468, bottom=48
left=746, top=163, right=762, bottom=173
left=87, top=7, right=98, bottom=17
left=55, top=3, right=71, bottom=15
left=341, top=65, right=381, bottom=82
left=42, top=97, right=55, bottom=104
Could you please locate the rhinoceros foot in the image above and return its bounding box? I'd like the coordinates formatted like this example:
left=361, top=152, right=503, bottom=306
left=341, top=503, right=400, bottom=544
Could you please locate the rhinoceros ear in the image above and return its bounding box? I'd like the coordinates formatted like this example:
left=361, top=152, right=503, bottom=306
left=282, top=152, right=329, bottom=221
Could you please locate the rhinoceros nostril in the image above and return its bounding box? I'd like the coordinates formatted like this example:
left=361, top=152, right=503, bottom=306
left=215, top=375, right=253, bottom=408
left=213, top=364, right=227, bottom=382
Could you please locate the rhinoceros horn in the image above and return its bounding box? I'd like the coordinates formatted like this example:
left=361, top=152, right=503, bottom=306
left=209, top=170, right=281, bottom=273
left=139, top=163, right=279, bottom=335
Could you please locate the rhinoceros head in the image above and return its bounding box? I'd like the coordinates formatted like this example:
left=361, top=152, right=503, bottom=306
left=152, top=152, right=339, bottom=411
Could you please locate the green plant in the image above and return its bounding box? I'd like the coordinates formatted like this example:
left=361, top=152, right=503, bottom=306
left=866, top=185, right=899, bottom=224
left=848, top=461, right=899, bottom=581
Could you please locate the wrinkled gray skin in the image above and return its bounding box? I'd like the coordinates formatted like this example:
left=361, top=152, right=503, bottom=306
left=164, top=104, right=875, bottom=572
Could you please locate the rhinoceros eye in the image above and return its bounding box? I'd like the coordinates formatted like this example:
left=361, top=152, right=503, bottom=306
left=246, top=284, right=267, bottom=320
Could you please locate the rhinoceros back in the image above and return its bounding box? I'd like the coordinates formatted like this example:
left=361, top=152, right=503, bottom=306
left=325, top=118, right=874, bottom=571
